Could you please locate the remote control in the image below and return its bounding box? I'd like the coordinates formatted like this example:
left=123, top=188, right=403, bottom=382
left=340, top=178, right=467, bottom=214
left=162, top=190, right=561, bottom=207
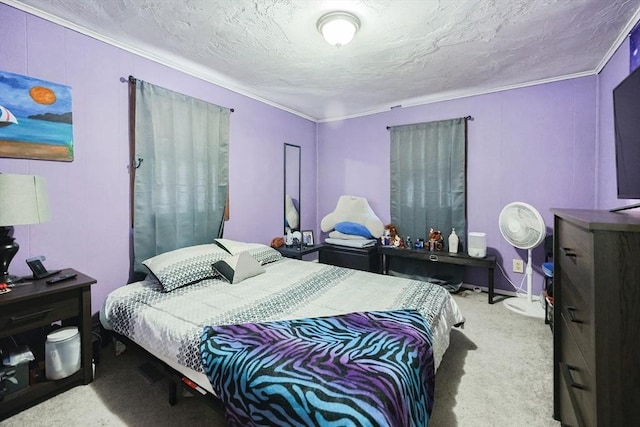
left=46, top=273, right=77, bottom=285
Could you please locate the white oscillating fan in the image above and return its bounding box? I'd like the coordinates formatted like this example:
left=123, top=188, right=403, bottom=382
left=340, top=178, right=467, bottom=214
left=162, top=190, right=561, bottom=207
left=499, top=202, right=546, bottom=318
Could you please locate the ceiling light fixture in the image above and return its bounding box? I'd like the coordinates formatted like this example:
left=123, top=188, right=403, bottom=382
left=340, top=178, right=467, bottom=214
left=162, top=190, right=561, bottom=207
left=317, top=11, right=360, bottom=48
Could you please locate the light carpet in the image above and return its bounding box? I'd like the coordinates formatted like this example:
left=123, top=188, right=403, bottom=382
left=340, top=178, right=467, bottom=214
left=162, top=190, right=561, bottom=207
left=1, top=290, right=559, bottom=426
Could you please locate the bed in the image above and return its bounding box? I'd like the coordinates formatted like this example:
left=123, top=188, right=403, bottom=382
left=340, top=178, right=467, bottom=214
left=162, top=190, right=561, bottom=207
left=101, top=240, right=464, bottom=425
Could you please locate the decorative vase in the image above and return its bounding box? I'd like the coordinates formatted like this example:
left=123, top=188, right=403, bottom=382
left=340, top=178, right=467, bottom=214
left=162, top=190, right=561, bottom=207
left=448, top=228, right=459, bottom=254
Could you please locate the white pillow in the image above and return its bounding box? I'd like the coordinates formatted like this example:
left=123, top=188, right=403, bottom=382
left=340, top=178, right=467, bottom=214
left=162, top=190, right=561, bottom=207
left=214, top=238, right=283, bottom=265
left=329, top=230, right=369, bottom=240
left=285, top=194, right=299, bottom=230
left=320, top=195, right=384, bottom=238
left=214, top=238, right=266, bottom=254
left=212, top=251, right=266, bottom=284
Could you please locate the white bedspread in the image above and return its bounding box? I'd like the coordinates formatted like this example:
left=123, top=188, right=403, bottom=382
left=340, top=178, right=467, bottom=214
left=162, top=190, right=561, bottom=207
left=101, top=258, right=464, bottom=386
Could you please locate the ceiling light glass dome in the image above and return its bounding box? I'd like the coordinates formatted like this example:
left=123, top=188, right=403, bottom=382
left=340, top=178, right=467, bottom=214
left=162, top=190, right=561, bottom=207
left=317, top=11, right=361, bottom=48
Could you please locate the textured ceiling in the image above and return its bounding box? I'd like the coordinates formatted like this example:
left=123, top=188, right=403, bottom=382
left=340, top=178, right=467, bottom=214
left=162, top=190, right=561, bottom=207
left=7, top=0, right=640, bottom=121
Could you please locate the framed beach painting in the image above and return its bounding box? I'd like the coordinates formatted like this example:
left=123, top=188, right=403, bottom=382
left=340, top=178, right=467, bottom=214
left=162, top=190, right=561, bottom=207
left=0, top=71, right=73, bottom=161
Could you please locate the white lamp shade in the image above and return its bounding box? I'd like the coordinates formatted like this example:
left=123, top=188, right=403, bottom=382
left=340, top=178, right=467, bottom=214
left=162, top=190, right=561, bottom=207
left=0, top=174, right=50, bottom=226
left=317, top=12, right=360, bottom=47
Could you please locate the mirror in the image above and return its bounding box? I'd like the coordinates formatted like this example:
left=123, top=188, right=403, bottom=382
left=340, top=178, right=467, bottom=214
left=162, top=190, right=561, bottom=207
left=284, top=143, right=301, bottom=236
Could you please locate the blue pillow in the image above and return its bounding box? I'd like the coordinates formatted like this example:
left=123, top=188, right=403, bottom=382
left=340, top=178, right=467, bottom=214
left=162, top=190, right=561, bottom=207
left=335, top=221, right=373, bottom=238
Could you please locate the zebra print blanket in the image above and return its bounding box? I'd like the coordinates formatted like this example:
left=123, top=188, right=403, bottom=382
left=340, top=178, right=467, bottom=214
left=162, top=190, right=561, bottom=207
left=200, top=309, right=435, bottom=427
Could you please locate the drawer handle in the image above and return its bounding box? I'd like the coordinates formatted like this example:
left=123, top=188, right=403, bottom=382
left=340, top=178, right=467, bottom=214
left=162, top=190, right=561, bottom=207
left=560, top=362, right=587, bottom=427
left=566, top=306, right=582, bottom=323
left=562, top=363, right=586, bottom=390
left=561, top=247, right=577, bottom=258
left=9, top=308, right=55, bottom=323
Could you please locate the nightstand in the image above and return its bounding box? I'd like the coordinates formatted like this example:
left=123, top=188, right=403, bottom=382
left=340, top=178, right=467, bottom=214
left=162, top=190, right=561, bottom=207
left=277, top=244, right=324, bottom=260
left=319, top=244, right=380, bottom=273
left=0, top=269, right=95, bottom=420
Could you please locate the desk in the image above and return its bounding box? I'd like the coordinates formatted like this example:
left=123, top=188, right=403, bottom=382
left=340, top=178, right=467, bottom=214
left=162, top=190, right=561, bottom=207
left=378, top=247, right=497, bottom=304
left=276, top=244, right=324, bottom=260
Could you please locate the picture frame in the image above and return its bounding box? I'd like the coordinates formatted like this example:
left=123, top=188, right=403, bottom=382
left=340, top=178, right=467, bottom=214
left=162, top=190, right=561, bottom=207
left=0, top=70, right=74, bottom=162
left=302, top=230, right=314, bottom=247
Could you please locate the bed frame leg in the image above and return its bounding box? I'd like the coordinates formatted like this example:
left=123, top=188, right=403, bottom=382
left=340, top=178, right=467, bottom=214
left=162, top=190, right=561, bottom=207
left=169, top=379, right=177, bottom=406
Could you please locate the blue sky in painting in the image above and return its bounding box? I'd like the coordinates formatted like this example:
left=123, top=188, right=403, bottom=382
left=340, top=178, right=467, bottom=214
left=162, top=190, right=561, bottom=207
left=0, top=70, right=72, bottom=117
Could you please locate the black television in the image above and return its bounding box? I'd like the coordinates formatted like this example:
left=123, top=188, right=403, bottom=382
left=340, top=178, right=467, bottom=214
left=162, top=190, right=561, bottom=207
left=612, top=64, right=640, bottom=212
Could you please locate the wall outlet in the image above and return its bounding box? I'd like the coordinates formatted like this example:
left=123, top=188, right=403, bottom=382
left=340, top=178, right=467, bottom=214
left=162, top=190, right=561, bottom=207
left=513, top=259, right=524, bottom=273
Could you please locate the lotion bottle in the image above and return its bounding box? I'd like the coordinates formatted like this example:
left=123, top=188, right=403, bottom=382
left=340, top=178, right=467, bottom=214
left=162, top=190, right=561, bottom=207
left=448, top=228, right=459, bottom=254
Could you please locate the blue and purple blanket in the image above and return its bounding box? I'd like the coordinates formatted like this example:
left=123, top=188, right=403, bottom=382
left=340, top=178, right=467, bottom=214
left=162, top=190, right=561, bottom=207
left=200, top=309, right=435, bottom=426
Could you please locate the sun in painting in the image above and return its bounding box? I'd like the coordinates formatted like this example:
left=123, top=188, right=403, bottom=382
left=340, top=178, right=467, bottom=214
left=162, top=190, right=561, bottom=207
left=29, top=86, right=57, bottom=105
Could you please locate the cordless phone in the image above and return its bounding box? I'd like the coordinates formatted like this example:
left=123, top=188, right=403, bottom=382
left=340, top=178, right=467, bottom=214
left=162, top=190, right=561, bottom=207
left=26, top=256, right=61, bottom=280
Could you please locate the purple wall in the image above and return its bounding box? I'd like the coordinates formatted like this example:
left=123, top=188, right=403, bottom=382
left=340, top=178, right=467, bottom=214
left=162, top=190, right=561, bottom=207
left=1, top=2, right=635, bottom=308
left=318, top=77, right=598, bottom=294
left=0, top=4, right=317, bottom=313
left=318, top=33, right=639, bottom=294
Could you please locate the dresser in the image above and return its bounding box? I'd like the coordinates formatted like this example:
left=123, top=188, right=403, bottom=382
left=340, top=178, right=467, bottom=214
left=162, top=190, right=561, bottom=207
left=552, top=209, right=640, bottom=426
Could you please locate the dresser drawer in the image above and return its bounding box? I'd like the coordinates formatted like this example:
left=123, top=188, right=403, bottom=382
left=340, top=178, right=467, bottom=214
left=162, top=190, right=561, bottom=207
left=559, top=271, right=594, bottom=371
left=0, top=292, right=80, bottom=336
left=557, top=220, right=594, bottom=303
left=559, top=314, right=595, bottom=427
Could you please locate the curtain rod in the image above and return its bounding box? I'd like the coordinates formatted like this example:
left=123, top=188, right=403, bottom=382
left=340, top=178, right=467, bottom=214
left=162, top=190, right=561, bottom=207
left=386, top=115, right=472, bottom=130
left=120, top=75, right=235, bottom=112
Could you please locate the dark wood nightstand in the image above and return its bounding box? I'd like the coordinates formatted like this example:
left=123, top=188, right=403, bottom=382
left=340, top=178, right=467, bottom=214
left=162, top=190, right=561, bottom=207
left=0, top=269, right=95, bottom=420
left=319, top=244, right=380, bottom=273
left=277, top=244, right=324, bottom=260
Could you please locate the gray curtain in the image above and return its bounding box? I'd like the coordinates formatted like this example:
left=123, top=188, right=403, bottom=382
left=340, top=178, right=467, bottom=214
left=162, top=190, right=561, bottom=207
left=133, top=80, right=230, bottom=271
left=389, top=118, right=467, bottom=285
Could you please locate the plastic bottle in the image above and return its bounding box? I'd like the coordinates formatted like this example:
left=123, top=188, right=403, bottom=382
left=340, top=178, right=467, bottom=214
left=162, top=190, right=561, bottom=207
left=448, top=228, right=459, bottom=254
left=406, top=236, right=412, bottom=249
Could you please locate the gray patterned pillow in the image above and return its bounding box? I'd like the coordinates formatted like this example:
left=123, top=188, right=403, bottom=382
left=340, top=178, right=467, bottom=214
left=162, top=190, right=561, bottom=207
left=245, top=246, right=283, bottom=265
left=143, top=244, right=230, bottom=292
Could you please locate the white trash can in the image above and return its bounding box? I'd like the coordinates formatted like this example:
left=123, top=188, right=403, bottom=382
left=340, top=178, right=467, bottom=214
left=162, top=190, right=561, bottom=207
left=45, top=326, right=81, bottom=380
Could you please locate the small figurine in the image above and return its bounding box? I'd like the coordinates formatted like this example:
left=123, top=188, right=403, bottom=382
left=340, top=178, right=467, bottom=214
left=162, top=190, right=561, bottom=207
left=428, top=228, right=444, bottom=251
left=383, top=229, right=391, bottom=246
left=384, top=223, right=404, bottom=247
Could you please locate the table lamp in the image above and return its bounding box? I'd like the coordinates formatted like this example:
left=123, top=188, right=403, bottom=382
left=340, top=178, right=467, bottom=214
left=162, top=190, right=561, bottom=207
left=0, top=174, right=50, bottom=284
